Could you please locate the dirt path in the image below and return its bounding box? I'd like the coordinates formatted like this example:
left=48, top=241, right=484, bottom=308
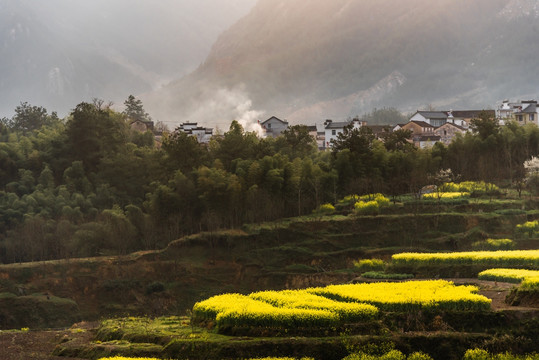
left=0, top=322, right=95, bottom=360
left=449, top=278, right=538, bottom=311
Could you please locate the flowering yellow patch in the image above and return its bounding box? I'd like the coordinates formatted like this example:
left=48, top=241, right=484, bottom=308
left=308, top=280, right=491, bottom=312
left=250, top=289, right=378, bottom=322
left=193, top=280, right=491, bottom=330
left=392, top=250, right=539, bottom=268
left=193, top=293, right=343, bottom=328
left=441, top=181, right=499, bottom=193
left=249, top=358, right=314, bottom=360
left=98, top=357, right=161, bottom=360
left=478, top=268, right=539, bottom=290
left=422, top=192, right=470, bottom=199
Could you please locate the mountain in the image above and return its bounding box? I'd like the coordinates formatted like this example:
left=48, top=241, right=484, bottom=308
left=145, top=0, right=539, bottom=128
left=0, top=0, right=256, bottom=117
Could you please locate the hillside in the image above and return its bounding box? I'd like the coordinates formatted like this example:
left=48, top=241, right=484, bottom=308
left=0, top=198, right=536, bottom=329
left=146, top=0, right=539, bottom=127
left=0, top=0, right=256, bottom=117
left=1, top=198, right=539, bottom=359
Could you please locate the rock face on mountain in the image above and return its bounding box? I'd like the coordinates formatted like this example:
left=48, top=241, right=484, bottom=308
left=0, top=0, right=256, bottom=117
left=148, top=0, right=539, bottom=127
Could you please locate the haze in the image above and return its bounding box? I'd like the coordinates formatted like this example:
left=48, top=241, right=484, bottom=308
left=0, top=0, right=257, bottom=118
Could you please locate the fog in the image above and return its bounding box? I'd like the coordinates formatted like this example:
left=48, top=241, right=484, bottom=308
left=0, top=0, right=257, bottom=119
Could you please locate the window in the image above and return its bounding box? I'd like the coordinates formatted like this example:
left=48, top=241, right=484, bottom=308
left=531, top=114, right=535, bottom=122
left=267, top=123, right=272, bottom=128
left=332, top=130, right=336, bottom=135
left=444, top=130, right=447, bottom=136
left=517, top=115, right=523, bottom=122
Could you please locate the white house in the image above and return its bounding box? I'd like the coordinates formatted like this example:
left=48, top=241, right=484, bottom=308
left=497, top=100, right=538, bottom=126
left=260, top=116, right=289, bottom=137
left=323, top=118, right=362, bottom=149
left=177, top=122, right=213, bottom=144
left=409, top=111, right=449, bottom=127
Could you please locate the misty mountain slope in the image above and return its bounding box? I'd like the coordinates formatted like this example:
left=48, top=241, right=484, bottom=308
left=147, top=0, right=539, bottom=127
left=0, top=0, right=256, bottom=117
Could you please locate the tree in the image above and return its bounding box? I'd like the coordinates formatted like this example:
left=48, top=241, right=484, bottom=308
left=123, top=95, right=151, bottom=122
left=382, top=129, right=415, bottom=152
left=470, top=110, right=499, bottom=140
left=211, top=120, right=259, bottom=171
left=331, top=125, right=377, bottom=191
left=7, top=102, right=58, bottom=133
left=162, top=130, right=207, bottom=173
left=358, top=107, right=407, bottom=125
left=278, top=125, right=317, bottom=158
left=66, top=102, right=127, bottom=172
left=524, top=156, right=539, bottom=195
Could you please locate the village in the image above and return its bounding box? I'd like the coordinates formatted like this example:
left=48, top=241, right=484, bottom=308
left=133, top=99, right=538, bottom=150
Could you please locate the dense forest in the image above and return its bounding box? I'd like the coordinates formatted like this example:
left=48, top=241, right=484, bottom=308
left=1, top=100, right=539, bottom=264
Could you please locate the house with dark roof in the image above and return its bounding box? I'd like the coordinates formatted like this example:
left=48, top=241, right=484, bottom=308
left=409, top=111, right=449, bottom=127
left=514, top=101, right=537, bottom=125
left=365, top=124, right=392, bottom=140
left=260, top=116, right=289, bottom=137
left=306, top=124, right=326, bottom=149
left=497, top=100, right=537, bottom=125
left=416, top=135, right=441, bottom=149
left=400, top=120, right=435, bottom=136
left=398, top=121, right=439, bottom=148
left=434, top=122, right=466, bottom=145
left=449, top=110, right=494, bottom=128
left=323, top=118, right=362, bottom=149
left=177, top=122, right=213, bottom=144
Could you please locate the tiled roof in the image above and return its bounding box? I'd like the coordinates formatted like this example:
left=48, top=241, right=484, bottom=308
left=325, top=121, right=351, bottom=129
left=517, top=103, right=537, bottom=114
left=365, top=125, right=391, bottom=135
left=437, top=122, right=466, bottom=131
left=409, top=120, right=434, bottom=128
left=261, top=116, right=288, bottom=125
left=416, top=111, right=448, bottom=120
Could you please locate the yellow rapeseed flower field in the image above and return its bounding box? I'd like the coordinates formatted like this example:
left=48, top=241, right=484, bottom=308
left=192, top=280, right=491, bottom=329
left=422, top=192, right=470, bottom=199
left=98, top=357, right=161, bottom=360
left=478, top=268, right=539, bottom=290
left=392, top=250, right=539, bottom=268
left=249, top=289, right=378, bottom=322
left=308, top=280, right=490, bottom=312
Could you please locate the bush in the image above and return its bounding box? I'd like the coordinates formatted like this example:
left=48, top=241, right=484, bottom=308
left=461, top=348, right=535, bottom=360
left=354, top=258, right=385, bottom=272
left=463, top=349, right=490, bottom=360
left=344, top=350, right=432, bottom=360
left=361, top=271, right=414, bottom=280
left=355, top=200, right=380, bottom=215
left=407, top=353, right=433, bottom=360
left=314, top=203, right=335, bottom=215
left=338, top=195, right=360, bottom=206
left=354, top=194, right=390, bottom=215
left=515, top=220, right=539, bottom=238
left=145, top=281, right=165, bottom=295
left=471, top=239, right=515, bottom=251
left=422, top=192, right=470, bottom=199
left=494, top=209, right=526, bottom=216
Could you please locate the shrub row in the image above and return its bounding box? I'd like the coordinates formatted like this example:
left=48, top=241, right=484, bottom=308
left=392, top=250, right=539, bottom=268
left=478, top=268, right=539, bottom=290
